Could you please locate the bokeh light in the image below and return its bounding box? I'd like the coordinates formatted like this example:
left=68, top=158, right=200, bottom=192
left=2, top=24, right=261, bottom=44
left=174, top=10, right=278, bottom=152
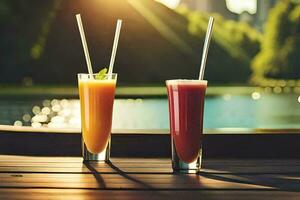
left=251, top=92, right=261, bottom=100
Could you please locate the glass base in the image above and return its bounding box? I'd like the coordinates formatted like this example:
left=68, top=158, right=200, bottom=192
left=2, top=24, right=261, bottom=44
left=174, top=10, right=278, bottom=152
left=172, top=142, right=202, bottom=174
left=172, top=156, right=201, bottom=174
left=82, top=137, right=110, bottom=162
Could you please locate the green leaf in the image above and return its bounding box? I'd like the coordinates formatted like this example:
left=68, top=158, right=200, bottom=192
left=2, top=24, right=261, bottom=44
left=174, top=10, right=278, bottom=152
left=95, top=68, right=108, bottom=80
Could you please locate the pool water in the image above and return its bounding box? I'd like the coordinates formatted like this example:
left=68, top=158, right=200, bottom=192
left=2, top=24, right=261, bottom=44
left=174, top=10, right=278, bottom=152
left=0, top=94, right=299, bottom=130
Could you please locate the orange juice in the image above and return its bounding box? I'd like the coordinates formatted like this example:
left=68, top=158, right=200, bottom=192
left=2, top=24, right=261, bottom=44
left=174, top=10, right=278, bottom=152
left=78, top=77, right=116, bottom=154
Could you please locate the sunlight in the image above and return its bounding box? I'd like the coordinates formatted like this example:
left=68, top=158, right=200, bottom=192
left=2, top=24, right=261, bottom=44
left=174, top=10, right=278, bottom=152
left=155, top=0, right=181, bottom=9
left=226, top=0, right=257, bottom=14
left=128, top=0, right=193, bottom=55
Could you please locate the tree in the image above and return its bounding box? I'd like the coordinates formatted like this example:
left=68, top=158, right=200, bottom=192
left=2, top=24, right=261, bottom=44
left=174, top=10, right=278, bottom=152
left=252, top=0, right=300, bottom=81
left=177, top=6, right=261, bottom=83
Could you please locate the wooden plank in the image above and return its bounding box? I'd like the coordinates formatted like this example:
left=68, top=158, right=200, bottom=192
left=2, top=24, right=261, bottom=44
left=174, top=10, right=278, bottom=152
left=0, top=156, right=168, bottom=163
left=0, top=167, right=171, bottom=174
left=202, top=160, right=300, bottom=174
left=2, top=155, right=300, bottom=165
left=0, top=189, right=300, bottom=200
left=0, top=156, right=299, bottom=191
left=0, top=156, right=300, bottom=174
left=0, top=173, right=273, bottom=190
left=1, top=165, right=299, bottom=174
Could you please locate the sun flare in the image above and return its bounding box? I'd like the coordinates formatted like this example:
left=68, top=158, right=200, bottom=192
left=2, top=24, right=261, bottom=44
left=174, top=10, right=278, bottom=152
left=226, top=0, right=257, bottom=14
left=155, top=0, right=181, bottom=9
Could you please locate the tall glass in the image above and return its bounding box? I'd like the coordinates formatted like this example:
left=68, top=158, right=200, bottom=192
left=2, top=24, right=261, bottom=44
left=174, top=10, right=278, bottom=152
left=166, top=80, right=207, bottom=173
left=78, top=73, right=117, bottom=162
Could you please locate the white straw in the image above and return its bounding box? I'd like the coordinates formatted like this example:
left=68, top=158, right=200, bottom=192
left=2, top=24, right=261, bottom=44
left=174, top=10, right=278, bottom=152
left=108, top=19, right=123, bottom=75
left=76, top=14, right=94, bottom=77
left=199, top=17, right=214, bottom=80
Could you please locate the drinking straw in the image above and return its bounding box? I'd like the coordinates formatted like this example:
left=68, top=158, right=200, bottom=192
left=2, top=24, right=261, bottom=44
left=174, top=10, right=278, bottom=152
left=76, top=14, right=94, bottom=77
left=108, top=19, right=123, bottom=75
left=198, top=17, right=214, bottom=80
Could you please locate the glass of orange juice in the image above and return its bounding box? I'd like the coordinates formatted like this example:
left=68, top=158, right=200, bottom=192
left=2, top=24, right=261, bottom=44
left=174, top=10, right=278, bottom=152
left=78, top=73, right=117, bottom=161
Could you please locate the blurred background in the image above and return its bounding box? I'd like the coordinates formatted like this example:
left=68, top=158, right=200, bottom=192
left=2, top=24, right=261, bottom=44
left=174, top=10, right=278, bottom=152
left=0, top=0, right=299, bottom=130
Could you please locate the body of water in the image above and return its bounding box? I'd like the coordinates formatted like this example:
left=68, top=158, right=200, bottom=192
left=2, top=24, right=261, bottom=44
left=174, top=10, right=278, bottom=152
left=0, top=93, right=299, bottom=130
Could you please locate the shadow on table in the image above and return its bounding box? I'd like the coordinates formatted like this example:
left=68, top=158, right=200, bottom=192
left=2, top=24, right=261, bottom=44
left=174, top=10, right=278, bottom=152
left=83, top=160, right=156, bottom=190
left=106, top=160, right=155, bottom=189
left=200, top=172, right=300, bottom=192
left=83, top=161, right=107, bottom=188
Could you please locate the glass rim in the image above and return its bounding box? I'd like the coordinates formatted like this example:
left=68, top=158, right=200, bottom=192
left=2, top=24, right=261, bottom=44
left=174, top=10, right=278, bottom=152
left=77, top=73, right=117, bottom=76
left=77, top=73, right=117, bottom=80
left=166, top=79, right=207, bottom=85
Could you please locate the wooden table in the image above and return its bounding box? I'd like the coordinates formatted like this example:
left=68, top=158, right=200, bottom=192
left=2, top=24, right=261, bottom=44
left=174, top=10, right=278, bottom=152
left=0, top=155, right=299, bottom=199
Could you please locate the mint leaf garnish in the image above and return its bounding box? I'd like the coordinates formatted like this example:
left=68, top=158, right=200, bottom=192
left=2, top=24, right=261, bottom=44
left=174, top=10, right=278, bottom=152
left=95, top=68, right=108, bottom=80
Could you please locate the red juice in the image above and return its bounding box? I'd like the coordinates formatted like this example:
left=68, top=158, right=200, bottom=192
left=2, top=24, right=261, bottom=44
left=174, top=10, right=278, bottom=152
left=166, top=80, right=207, bottom=163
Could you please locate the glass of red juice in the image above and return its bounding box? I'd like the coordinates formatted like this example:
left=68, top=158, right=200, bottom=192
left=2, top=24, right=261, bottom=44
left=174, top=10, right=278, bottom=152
left=166, top=79, right=207, bottom=173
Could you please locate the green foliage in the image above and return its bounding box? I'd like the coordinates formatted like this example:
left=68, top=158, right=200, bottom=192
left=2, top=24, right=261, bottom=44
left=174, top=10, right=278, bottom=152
left=96, top=68, right=108, bottom=80
left=30, top=0, right=62, bottom=60
left=177, top=6, right=261, bottom=83
left=252, top=0, right=300, bottom=81
left=0, top=1, right=10, bottom=23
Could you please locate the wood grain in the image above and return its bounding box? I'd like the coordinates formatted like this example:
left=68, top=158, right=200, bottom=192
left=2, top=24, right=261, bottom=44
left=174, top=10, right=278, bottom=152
left=0, top=155, right=300, bottom=199
left=0, top=189, right=300, bottom=200
left=1, top=156, right=300, bottom=174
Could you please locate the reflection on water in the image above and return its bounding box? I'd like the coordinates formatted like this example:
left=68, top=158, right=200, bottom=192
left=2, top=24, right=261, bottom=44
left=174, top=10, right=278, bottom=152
left=0, top=93, right=300, bottom=129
